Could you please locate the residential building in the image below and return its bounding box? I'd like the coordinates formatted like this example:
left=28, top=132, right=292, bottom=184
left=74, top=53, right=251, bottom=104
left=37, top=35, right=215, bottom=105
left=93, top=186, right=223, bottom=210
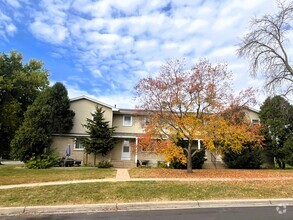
left=51, top=95, right=260, bottom=168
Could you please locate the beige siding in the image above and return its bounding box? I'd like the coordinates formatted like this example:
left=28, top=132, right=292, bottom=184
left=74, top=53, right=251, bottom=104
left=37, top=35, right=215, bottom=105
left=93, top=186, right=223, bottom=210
left=113, top=114, right=145, bottom=134
left=52, top=136, right=133, bottom=166
left=51, top=136, right=85, bottom=162
left=243, top=109, right=260, bottom=122
left=70, top=99, right=113, bottom=134
left=111, top=140, right=123, bottom=160
left=137, top=151, right=165, bottom=166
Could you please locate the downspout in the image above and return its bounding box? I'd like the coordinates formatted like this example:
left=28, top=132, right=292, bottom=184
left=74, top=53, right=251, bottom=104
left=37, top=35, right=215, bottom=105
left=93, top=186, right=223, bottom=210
left=135, top=137, right=138, bottom=166
left=197, top=139, right=201, bottom=150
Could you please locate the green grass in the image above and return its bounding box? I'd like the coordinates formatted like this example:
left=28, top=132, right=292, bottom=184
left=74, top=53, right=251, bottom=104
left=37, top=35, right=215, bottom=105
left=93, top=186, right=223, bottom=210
left=0, top=165, right=116, bottom=185
left=0, top=180, right=293, bottom=207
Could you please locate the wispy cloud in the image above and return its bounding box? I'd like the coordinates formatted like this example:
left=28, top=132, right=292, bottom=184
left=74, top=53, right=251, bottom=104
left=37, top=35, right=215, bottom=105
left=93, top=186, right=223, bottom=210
left=1, top=0, right=281, bottom=108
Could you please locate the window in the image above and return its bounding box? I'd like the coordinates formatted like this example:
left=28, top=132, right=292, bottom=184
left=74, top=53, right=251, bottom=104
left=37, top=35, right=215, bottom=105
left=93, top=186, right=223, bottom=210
left=74, top=138, right=84, bottom=150
left=123, top=115, right=132, bottom=126
left=145, top=116, right=150, bottom=127
left=121, top=140, right=131, bottom=160
left=252, top=119, right=260, bottom=125
left=123, top=140, right=130, bottom=153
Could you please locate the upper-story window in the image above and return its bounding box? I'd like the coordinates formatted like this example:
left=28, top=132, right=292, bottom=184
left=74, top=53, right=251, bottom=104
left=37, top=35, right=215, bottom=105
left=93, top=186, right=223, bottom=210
left=252, top=119, right=260, bottom=125
left=123, top=115, right=132, bottom=126
left=145, top=116, right=150, bottom=127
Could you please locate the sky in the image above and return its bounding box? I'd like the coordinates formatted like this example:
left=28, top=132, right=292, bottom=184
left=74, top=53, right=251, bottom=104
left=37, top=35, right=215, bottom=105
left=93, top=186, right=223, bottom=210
left=0, top=0, right=283, bottom=109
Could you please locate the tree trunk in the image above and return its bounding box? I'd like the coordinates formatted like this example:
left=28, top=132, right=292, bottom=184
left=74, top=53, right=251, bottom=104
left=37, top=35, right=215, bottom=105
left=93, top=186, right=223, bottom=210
left=282, top=161, right=286, bottom=169
left=276, top=158, right=282, bottom=168
left=187, top=141, right=192, bottom=173
left=86, top=153, right=88, bottom=164
left=94, top=154, right=97, bottom=166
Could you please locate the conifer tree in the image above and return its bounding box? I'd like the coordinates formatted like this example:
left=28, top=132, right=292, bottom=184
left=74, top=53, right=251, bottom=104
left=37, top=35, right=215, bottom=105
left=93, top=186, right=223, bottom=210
left=82, top=107, right=116, bottom=166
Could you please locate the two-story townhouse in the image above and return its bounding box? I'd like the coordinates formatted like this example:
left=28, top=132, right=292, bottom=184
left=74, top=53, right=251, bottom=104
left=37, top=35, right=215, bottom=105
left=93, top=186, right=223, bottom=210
left=51, top=96, right=164, bottom=168
left=51, top=95, right=261, bottom=168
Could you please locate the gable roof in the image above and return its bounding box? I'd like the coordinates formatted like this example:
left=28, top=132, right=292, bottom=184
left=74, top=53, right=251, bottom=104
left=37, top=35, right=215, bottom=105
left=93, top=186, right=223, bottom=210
left=244, top=106, right=260, bottom=114
left=70, top=95, right=119, bottom=111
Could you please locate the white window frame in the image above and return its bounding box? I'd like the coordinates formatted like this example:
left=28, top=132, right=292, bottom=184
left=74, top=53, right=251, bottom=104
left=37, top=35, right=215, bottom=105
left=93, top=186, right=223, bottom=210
left=144, top=116, right=150, bottom=127
left=251, top=119, right=260, bottom=125
left=121, top=139, right=131, bottom=160
left=74, top=138, right=84, bottom=150
left=122, top=140, right=130, bottom=152
left=123, top=115, right=132, bottom=126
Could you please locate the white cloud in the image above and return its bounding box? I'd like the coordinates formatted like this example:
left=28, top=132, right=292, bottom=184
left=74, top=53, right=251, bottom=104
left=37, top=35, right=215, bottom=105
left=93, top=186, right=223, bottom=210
left=209, top=46, right=238, bottom=59
left=2, top=0, right=289, bottom=108
left=96, top=92, right=137, bottom=109
left=0, top=11, right=17, bottom=39
left=30, top=21, right=68, bottom=44
left=4, top=0, right=21, bottom=8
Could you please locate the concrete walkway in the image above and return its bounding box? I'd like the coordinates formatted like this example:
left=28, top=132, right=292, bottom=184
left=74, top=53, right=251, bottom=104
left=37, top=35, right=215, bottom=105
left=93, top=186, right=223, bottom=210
left=115, top=168, right=131, bottom=181
left=1, top=168, right=293, bottom=189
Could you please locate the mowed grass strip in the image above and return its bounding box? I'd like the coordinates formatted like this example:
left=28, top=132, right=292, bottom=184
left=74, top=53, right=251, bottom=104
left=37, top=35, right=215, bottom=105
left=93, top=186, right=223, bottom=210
left=0, top=165, right=116, bottom=185
left=1, top=180, right=293, bottom=207
left=129, top=168, right=293, bottom=179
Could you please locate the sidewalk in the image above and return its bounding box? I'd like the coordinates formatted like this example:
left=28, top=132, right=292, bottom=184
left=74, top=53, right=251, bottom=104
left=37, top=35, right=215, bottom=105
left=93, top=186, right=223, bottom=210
left=1, top=168, right=293, bottom=189
left=1, top=199, right=293, bottom=216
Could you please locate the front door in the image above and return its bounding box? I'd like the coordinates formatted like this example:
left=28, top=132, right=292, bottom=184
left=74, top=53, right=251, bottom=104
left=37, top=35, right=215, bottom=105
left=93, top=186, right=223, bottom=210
left=121, top=140, right=131, bottom=160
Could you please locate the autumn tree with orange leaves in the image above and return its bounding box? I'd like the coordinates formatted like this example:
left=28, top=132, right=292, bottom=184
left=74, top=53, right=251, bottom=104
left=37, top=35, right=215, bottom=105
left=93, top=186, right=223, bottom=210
left=135, top=125, right=187, bottom=166
left=135, top=59, right=262, bottom=173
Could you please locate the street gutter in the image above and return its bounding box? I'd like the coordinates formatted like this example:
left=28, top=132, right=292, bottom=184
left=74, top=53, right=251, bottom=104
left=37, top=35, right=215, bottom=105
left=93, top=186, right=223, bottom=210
left=1, top=199, right=293, bottom=216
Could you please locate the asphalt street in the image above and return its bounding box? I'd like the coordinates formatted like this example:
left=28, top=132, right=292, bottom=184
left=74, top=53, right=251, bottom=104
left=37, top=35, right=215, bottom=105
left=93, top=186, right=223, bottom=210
left=3, top=206, right=292, bottom=220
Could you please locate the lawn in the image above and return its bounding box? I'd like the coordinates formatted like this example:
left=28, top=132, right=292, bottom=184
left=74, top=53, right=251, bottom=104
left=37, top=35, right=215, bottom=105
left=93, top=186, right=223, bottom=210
left=0, top=165, right=116, bottom=185
left=129, top=168, right=293, bottom=178
left=0, top=180, right=293, bottom=207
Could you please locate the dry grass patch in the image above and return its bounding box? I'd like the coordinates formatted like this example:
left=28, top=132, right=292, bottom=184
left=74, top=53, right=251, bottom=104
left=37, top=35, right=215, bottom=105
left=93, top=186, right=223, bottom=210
left=0, top=180, right=293, bottom=207
left=0, top=165, right=116, bottom=185
left=129, top=168, right=293, bottom=179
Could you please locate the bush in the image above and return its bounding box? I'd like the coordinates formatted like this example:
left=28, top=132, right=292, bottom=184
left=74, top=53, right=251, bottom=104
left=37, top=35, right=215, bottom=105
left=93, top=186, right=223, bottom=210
left=25, top=152, right=59, bottom=169
left=222, top=143, right=262, bottom=169
left=96, top=160, right=113, bottom=168
left=157, top=161, right=168, bottom=168
left=170, top=149, right=206, bottom=169
left=191, top=149, right=206, bottom=169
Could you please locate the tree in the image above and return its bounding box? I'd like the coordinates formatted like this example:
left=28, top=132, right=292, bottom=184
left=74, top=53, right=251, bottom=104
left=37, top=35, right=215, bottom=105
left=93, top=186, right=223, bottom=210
left=259, top=95, right=293, bottom=168
left=135, top=59, right=259, bottom=173
left=203, top=110, right=263, bottom=155
left=0, top=50, right=49, bottom=158
left=284, top=136, right=293, bottom=166
left=237, top=1, right=293, bottom=95
left=81, top=107, right=116, bottom=166
left=222, top=142, right=263, bottom=169
left=48, top=82, right=75, bottom=134
left=10, top=83, right=74, bottom=161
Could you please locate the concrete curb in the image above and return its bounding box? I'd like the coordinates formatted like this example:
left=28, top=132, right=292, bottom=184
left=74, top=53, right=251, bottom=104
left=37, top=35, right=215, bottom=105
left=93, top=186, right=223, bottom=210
left=1, top=199, right=293, bottom=216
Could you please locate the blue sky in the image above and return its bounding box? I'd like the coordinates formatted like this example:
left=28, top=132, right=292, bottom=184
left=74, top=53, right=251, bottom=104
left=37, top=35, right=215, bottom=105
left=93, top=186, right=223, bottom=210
left=0, top=0, right=280, bottom=108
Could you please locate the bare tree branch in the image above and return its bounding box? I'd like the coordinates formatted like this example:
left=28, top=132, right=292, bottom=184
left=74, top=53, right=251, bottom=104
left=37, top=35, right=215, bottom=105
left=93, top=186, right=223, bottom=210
left=237, top=1, right=293, bottom=96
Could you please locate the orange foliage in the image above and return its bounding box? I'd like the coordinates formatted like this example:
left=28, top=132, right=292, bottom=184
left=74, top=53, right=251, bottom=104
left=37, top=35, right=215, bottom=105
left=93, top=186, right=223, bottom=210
left=136, top=125, right=187, bottom=165
left=203, top=114, right=263, bottom=154
left=156, top=140, right=187, bottom=165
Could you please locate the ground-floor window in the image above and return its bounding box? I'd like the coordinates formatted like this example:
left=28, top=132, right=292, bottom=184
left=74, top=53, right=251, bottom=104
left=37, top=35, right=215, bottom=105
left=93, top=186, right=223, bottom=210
left=122, top=140, right=130, bottom=153
left=74, top=138, right=84, bottom=150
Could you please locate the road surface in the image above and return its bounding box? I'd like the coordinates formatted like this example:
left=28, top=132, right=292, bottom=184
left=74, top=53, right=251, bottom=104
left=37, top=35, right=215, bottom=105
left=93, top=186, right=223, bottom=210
left=3, top=206, right=292, bottom=220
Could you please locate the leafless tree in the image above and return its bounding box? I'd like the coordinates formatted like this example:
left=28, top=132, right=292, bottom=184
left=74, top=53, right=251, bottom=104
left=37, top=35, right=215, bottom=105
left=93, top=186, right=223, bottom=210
left=237, top=1, right=293, bottom=96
